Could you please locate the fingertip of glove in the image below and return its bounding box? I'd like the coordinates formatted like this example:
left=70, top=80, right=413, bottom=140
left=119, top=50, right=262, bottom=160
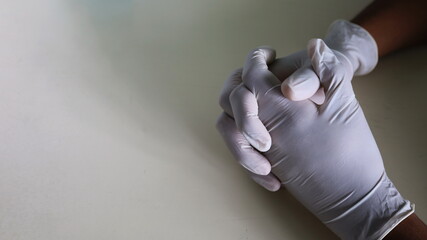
left=251, top=46, right=277, bottom=64
left=251, top=174, right=281, bottom=192
left=240, top=159, right=271, bottom=176
left=242, top=132, right=271, bottom=153
left=281, top=83, right=300, bottom=101
left=257, top=140, right=272, bottom=153
left=268, top=183, right=281, bottom=192
left=254, top=165, right=271, bottom=176
left=281, top=81, right=314, bottom=101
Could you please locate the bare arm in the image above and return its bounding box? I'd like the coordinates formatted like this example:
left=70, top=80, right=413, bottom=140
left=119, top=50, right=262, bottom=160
left=352, top=0, right=427, bottom=57
left=384, top=214, right=427, bottom=240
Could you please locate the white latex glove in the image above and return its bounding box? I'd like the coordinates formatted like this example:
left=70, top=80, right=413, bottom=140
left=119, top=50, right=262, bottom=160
left=217, top=50, right=322, bottom=176
left=216, top=40, right=414, bottom=239
left=217, top=20, right=379, bottom=190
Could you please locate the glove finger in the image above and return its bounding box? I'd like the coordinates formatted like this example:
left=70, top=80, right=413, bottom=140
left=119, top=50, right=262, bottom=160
left=281, top=66, right=320, bottom=101
left=307, top=39, right=354, bottom=107
left=219, top=68, right=243, bottom=116
left=221, top=51, right=307, bottom=114
left=269, top=50, right=325, bottom=103
left=219, top=67, right=271, bottom=152
left=250, top=172, right=281, bottom=192
left=216, top=112, right=272, bottom=175
left=242, top=47, right=281, bottom=95
left=309, top=87, right=326, bottom=105
left=229, top=84, right=272, bottom=152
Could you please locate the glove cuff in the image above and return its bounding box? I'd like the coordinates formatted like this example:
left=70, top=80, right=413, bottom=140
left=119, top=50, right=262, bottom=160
left=323, top=172, right=414, bottom=240
left=324, top=20, right=378, bottom=76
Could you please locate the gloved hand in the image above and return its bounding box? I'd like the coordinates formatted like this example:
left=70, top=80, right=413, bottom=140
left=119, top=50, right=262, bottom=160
left=277, top=20, right=378, bottom=102
left=216, top=21, right=414, bottom=239
left=217, top=20, right=379, bottom=190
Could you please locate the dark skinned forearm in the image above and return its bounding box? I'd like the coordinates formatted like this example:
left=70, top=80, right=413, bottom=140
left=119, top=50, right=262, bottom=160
left=352, top=0, right=427, bottom=57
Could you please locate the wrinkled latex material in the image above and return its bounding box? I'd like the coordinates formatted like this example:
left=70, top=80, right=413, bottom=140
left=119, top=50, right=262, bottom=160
left=270, top=50, right=323, bottom=103
left=217, top=20, right=380, bottom=179
left=278, top=19, right=378, bottom=102
left=216, top=38, right=413, bottom=239
left=324, top=20, right=378, bottom=76
left=217, top=20, right=379, bottom=179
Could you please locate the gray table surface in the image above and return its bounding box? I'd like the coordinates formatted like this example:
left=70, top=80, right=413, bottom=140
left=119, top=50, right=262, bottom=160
left=1, top=0, right=425, bottom=239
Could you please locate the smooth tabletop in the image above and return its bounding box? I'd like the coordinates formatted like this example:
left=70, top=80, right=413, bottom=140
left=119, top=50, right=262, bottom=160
left=1, top=0, right=426, bottom=239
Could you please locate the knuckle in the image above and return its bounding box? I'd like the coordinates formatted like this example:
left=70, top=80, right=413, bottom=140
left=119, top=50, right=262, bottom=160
left=230, top=68, right=243, bottom=77
left=218, top=91, right=230, bottom=110
left=228, top=68, right=243, bottom=84
left=215, top=113, right=227, bottom=132
left=219, top=68, right=243, bottom=110
left=228, top=85, right=241, bottom=102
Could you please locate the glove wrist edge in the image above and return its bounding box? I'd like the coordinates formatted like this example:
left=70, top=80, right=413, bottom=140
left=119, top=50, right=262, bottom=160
left=324, top=19, right=378, bottom=76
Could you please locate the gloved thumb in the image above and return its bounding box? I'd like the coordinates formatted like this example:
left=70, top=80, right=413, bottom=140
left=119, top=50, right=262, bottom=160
left=281, top=66, right=320, bottom=101
left=269, top=51, right=324, bottom=104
